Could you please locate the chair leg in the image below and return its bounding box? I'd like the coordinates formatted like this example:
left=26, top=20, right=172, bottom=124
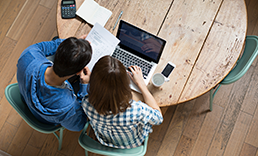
left=58, top=127, right=64, bottom=150
left=53, top=127, right=65, bottom=150
left=85, top=150, right=89, bottom=156
left=210, top=89, right=214, bottom=111
left=209, top=84, right=221, bottom=111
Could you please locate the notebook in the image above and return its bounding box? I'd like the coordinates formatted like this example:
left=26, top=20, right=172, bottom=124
left=111, top=20, right=166, bottom=93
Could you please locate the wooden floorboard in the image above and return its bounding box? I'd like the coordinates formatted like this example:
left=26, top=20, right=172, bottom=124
left=0, top=0, right=258, bottom=156
left=0, top=0, right=27, bottom=44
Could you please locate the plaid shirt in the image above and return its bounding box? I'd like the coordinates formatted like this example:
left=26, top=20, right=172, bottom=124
left=82, top=97, right=163, bottom=149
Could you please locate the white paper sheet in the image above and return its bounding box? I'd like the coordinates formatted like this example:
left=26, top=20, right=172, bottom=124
left=86, top=23, right=120, bottom=71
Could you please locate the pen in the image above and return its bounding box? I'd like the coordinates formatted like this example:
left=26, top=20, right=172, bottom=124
left=113, top=11, right=123, bottom=30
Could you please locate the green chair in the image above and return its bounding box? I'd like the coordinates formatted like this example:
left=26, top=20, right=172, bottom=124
left=210, top=35, right=258, bottom=111
left=78, top=122, right=149, bottom=156
left=4, top=83, right=65, bottom=150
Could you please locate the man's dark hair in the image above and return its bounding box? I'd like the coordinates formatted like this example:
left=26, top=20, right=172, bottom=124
left=53, top=37, right=92, bottom=77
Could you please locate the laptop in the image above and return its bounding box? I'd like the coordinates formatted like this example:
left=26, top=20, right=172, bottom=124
left=111, top=20, right=166, bottom=93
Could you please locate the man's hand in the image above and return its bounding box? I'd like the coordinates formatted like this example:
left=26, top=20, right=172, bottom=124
left=78, top=34, right=88, bottom=40
left=78, top=34, right=91, bottom=44
left=79, top=67, right=91, bottom=84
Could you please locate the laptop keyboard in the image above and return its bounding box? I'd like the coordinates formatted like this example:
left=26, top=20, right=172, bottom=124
left=111, top=48, right=153, bottom=77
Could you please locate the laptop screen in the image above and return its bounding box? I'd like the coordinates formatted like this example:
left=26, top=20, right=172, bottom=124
left=116, top=20, right=166, bottom=63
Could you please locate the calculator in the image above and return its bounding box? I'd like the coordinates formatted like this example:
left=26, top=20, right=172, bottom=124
left=61, top=0, right=76, bottom=19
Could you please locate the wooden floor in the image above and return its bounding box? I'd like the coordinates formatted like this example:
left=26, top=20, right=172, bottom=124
left=0, top=0, right=258, bottom=155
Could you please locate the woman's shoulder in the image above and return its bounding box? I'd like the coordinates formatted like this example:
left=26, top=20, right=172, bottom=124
left=81, top=97, right=95, bottom=111
left=130, top=100, right=145, bottom=108
left=129, top=100, right=152, bottom=112
left=129, top=100, right=161, bottom=115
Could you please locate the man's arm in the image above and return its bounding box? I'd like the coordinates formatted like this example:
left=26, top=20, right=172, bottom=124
left=18, top=38, right=65, bottom=62
left=59, top=103, right=87, bottom=131
left=76, top=66, right=91, bottom=101
left=37, top=38, right=65, bottom=57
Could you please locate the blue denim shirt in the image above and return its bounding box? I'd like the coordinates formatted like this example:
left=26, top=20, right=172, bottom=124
left=17, top=39, right=87, bottom=131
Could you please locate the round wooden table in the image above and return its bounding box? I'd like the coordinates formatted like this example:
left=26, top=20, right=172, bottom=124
left=57, top=0, right=247, bottom=107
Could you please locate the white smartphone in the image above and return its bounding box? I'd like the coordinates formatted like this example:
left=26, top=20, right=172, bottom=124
left=161, top=62, right=176, bottom=78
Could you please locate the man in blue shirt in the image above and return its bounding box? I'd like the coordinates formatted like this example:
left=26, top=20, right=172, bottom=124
left=17, top=35, right=92, bottom=131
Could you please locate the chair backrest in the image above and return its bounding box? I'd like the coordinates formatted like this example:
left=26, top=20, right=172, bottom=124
left=78, top=122, right=149, bottom=156
left=221, top=35, right=258, bottom=84
left=4, top=83, right=62, bottom=133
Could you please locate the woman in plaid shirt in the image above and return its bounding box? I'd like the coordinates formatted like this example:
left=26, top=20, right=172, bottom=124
left=81, top=55, right=163, bottom=149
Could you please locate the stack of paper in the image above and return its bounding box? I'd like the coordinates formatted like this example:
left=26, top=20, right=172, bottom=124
left=76, top=0, right=112, bottom=27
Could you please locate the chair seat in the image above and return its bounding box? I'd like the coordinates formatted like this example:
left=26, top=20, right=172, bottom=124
left=78, top=122, right=148, bottom=156
left=79, top=134, right=147, bottom=155
left=5, top=83, right=64, bottom=150
left=221, top=35, right=258, bottom=84
left=210, top=35, right=258, bottom=111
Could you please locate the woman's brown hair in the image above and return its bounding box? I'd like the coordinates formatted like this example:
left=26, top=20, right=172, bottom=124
left=88, top=55, right=132, bottom=115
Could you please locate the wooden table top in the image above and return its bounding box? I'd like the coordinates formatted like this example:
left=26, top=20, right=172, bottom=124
left=57, top=0, right=247, bottom=107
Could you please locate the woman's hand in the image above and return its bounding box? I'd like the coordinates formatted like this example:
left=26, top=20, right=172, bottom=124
left=128, top=65, right=161, bottom=112
left=127, top=66, right=146, bottom=90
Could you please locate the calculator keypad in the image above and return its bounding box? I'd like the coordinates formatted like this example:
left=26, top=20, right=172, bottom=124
left=61, top=5, right=76, bottom=19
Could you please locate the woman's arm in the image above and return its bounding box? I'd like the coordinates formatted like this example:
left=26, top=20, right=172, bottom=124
left=128, top=66, right=161, bottom=112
